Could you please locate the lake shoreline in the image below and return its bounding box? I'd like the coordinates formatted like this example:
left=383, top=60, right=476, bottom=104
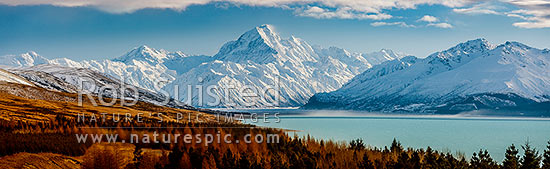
left=236, top=109, right=550, bottom=161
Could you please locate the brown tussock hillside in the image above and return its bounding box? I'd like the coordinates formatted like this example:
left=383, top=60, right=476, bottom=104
left=0, top=153, right=81, bottom=169
left=0, top=81, right=217, bottom=125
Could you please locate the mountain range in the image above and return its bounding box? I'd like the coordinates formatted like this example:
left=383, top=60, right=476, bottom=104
left=0, top=24, right=405, bottom=108
left=303, top=39, right=550, bottom=116
left=2, top=25, right=548, bottom=115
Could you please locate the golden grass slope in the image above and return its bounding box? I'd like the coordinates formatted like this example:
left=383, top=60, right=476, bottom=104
left=0, top=153, right=81, bottom=169
left=0, top=81, right=216, bottom=124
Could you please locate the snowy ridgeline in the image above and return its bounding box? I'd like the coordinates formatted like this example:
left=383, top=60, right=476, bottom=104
left=2, top=25, right=548, bottom=114
left=0, top=24, right=406, bottom=108
left=304, top=39, right=550, bottom=115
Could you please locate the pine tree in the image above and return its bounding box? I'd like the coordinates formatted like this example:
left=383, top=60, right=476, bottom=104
left=471, top=151, right=481, bottom=168
left=424, top=147, right=437, bottom=169
left=201, top=154, right=218, bottom=169
left=520, top=141, right=542, bottom=169
left=394, top=151, right=411, bottom=169
left=410, top=151, right=422, bottom=169
left=471, top=149, right=499, bottom=169
left=503, top=144, right=520, bottom=169
left=542, top=141, right=550, bottom=169
left=132, top=145, right=144, bottom=169
left=391, top=138, right=403, bottom=153
left=166, top=146, right=184, bottom=169
left=358, top=153, right=375, bottom=169
left=221, top=149, right=236, bottom=169
left=350, top=138, right=366, bottom=151
left=237, top=154, right=251, bottom=169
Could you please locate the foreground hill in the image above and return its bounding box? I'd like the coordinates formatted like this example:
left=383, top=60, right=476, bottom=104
left=304, top=39, right=550, bottom=116
left=0, top=81, right=214, bottom=125
left=0, top=67, right=213, bottom=127
left=0, top=153, right=80, bottom=169
left=0, top=62, right=549, bottom=169
left=0, top=69, right=34, bottom=86
left=7, top=65, right=193, bottom=109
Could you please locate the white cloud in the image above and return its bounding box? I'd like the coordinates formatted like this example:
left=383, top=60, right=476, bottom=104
left=451, top=0, right=550, bottom=28
left=304, top=6, right=325, bottom=13
left=0, top=0, right=476, bottom=14
left=506, top=13, right=529, bottom=20
left=452, top=2, right=500, bottom=15
left=418, top=15, right=438, bottom=22
left=0, top=0, right=214, bottom=13
left=3, top=0, right=549, bottom=28
left=297, top=6, right=392, bottom=20
left=505, top=0, right=550, bottom=28
left=453, top=7, right=499, bottom=14
left=371, top=21, right=415, bottom=28
left=417, top=15, right=453, bottom=28
left=427, top=22, right=453, bottom=28
left=512, top=21, right=550, bottom=28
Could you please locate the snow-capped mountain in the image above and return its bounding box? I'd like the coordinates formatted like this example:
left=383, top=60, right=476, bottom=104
left=163, top=24, right=405, bottom=108
left=49, top=46, right=179, bottom=92
left=0, top=51, right=49, bottom=68
left=113, top=45, right=173, bottom=64
left=304, top=39, right=550, bottom=115
left=0, top=46, right=179, bottom=92
left=0, top=24, right=405, bottom=108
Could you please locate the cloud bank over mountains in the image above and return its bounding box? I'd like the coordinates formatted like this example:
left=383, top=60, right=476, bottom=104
left=0, top=0, right=473, bottom=14
left=1, top=0, right=549, bottom=28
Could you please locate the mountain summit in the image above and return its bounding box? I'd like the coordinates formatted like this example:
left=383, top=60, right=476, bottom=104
left=164, top=25, right=405, bottom=107
left=214, top=24, right=316, bottom=64
left=0, top=51, right=49, bottom=68
left=214, top=25, right=280, bottom=63
left=113, top=45, right=174, bottom=64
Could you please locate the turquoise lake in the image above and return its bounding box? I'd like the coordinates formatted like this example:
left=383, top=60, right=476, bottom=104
left=239, top=109, right=550, bottom=161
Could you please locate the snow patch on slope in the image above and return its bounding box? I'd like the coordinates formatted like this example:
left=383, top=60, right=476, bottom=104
left=0, top=69, right=34, bottom=86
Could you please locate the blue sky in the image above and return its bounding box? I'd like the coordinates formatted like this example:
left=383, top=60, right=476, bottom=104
left=0, top=0, right=549, bottom=60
